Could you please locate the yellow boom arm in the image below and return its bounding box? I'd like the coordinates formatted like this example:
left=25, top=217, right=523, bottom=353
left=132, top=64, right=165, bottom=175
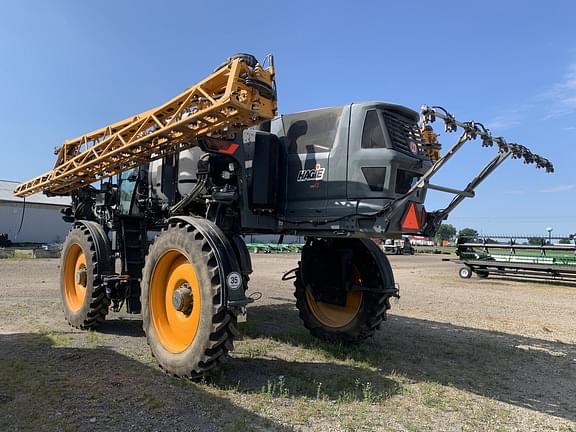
left=15, top=55, right=277, bottom=197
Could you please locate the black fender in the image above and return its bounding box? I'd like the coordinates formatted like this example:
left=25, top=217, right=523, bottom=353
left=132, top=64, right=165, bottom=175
left=169, top=216, right=250, bottom=307
left=357, top=238, right=397, bottom=293
left=73, top=220, right=113, bottom=277
left=228, top=235, right=253, bottom=279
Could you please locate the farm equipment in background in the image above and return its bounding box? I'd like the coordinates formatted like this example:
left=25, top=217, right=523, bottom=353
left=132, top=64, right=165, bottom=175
left=246, top=243, right=303, bottom=253
left=381, top=237, right=414, bottom=255
left=15, top=53, right=554, bottom=378
left=449, top=235, right=576, bottom=282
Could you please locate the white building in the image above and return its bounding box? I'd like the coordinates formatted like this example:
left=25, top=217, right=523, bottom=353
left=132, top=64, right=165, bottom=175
left=0, top=180, right=71, bottom=244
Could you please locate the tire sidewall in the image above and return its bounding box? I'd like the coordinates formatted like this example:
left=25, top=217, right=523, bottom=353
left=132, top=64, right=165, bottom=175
left=142, top=227, right=222, bottom=376
left=60, top=228, right=97, bottom=327
left=297, top=279, right=373, bottom=338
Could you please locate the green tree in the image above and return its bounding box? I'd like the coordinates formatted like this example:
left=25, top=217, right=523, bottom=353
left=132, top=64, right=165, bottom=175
left=528, top=237, right=544, bottom=246
left=435, top=224, right=456, bottom=243
left=457, top=227, right=479, bottom=239
left=559, top=238, right=571, bottom=244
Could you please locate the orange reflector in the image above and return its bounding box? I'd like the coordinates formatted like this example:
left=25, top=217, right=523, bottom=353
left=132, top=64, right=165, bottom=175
left=203, top=137, right=239, bottom=155
left=401, top=202, right=423, bottom=232
left=218, top=143, right=239, bottom=155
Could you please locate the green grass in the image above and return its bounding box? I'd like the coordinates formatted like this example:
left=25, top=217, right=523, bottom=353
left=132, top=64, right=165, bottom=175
left=84, top=330, right=104, bottom=346
left=415, top=246, right=456, bottom=255
left=42, top=331, right=73, bottom=347
left=0, top=358, right=65, bottom=430
left=143, top=392, right=165, bottom=410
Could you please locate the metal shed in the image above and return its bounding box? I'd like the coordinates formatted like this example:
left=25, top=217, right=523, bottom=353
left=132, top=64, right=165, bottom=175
left=0, top=180, right=71, bottom=244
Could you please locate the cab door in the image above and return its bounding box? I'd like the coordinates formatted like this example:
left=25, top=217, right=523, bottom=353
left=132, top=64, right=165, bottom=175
left=283, top=108, right=343, bottom=218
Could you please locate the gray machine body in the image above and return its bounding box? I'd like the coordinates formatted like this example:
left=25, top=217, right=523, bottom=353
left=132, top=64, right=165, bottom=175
left=148, top=101, right=432, bottom=239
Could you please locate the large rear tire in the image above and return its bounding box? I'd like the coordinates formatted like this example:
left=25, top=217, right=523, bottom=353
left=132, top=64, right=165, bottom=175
left=60, top=223, right=111, bottom=329
left=141, top=222, right=236, bottom=378
left=294, top=238, right=396, bottom=343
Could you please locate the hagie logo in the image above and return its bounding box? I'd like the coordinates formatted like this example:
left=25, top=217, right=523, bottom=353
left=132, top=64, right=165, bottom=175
left=297, top=164, right=325, bottom=182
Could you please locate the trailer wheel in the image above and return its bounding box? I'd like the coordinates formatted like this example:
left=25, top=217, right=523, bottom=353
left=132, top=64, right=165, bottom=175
left=294, top=238, right=395, bottom=343
left=61, top=223, right=111, bottom=329
left=458, top=266, right=472, bottom=279
left=142, top=223, right=236, bottom=378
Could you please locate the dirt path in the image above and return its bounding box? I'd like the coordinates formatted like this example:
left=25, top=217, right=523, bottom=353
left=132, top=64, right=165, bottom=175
left=0, top=255, right=574, bottom=431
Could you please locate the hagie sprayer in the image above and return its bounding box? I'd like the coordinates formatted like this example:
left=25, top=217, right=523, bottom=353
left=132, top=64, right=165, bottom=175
left=16, top=54, right=553, bottom=377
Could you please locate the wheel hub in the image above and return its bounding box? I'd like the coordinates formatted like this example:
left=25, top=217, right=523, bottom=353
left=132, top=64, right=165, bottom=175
left=75, top=266, right=87, bottom=287
left=172, top=283, right=193, bottom=314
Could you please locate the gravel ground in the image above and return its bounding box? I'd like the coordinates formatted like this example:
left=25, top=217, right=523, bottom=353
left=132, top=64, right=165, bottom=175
left=0, top=254, right=574, bottom=431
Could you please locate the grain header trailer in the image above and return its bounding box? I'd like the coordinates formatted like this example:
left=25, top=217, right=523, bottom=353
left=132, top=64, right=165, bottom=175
left=15, top=54, right=553, bottom=377
left=450, top=235, right=576, bottom=282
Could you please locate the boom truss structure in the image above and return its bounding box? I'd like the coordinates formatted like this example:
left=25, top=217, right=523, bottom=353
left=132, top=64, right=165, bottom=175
left=15, top=55, right=277, bottom=197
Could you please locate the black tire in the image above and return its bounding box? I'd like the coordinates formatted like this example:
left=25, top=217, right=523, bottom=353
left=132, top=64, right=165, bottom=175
left=227, top=53, right=258, bottom=67
left=477, top=270, right=489, bottom=278
left=214, top=53, right=258, bottom=71
left=141, top=222, right=236, bottom=378
left=459, top=267, right=472, bottom=279
left=294, top=239, right=395, bottom=343
left=60, top=223, right=111, bottom=329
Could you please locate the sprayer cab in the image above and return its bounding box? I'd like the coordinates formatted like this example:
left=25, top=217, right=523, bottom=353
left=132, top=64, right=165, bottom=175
left=231, top=102, right=433, bottom=237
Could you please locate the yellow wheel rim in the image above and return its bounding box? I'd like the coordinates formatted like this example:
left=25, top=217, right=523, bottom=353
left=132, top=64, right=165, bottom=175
left=305, top=267, right=363, bottom=328
left=63, top=243, right=88, bottom=312
left=306, top=290, right=363, bottom=328
left=150, top=250, right=201, bottom=353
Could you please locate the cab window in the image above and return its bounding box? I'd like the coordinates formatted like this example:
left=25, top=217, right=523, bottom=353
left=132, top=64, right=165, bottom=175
left=361, top=110, right=386, bottom=149
left=118, top=169, right=137, bottom=214
left=395, top=169, right=420, bottom=194
left=284, top=107, right=343, bottom=154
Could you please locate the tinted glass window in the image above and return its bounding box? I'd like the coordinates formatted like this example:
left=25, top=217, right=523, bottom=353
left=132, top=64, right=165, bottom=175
left=119, top=169, right=137, bottom=214
left=284, top=107, right=342, bottom=154
left=361, top=110, right=385, bottom=149
left=361, top=167, right=387, bottom=192
left=395, top=169, right=420, bottom=194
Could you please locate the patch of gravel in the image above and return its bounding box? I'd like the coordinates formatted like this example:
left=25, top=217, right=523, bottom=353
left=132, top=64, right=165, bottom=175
left=0, top=255, right=574, bottom=431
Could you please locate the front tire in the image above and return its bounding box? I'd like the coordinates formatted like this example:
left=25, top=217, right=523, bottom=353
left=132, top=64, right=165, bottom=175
left=60, top=223, right=111, bottom=329
left=141, top=222, right=236, bottom=378
left=294, top=238, right=395, bottom=343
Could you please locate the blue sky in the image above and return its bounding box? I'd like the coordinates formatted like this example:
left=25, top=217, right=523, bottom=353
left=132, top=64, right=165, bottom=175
left=1, top=1, right=574, bottom=236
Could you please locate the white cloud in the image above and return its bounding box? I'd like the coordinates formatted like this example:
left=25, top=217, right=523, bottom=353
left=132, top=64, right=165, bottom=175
left=543, top=61, right=576, bottom=118
left=485, top=104, right=537, bottom=131
left=538, top=184, right=576, bottom=193
left=486, top=113, right=522, bottom=130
